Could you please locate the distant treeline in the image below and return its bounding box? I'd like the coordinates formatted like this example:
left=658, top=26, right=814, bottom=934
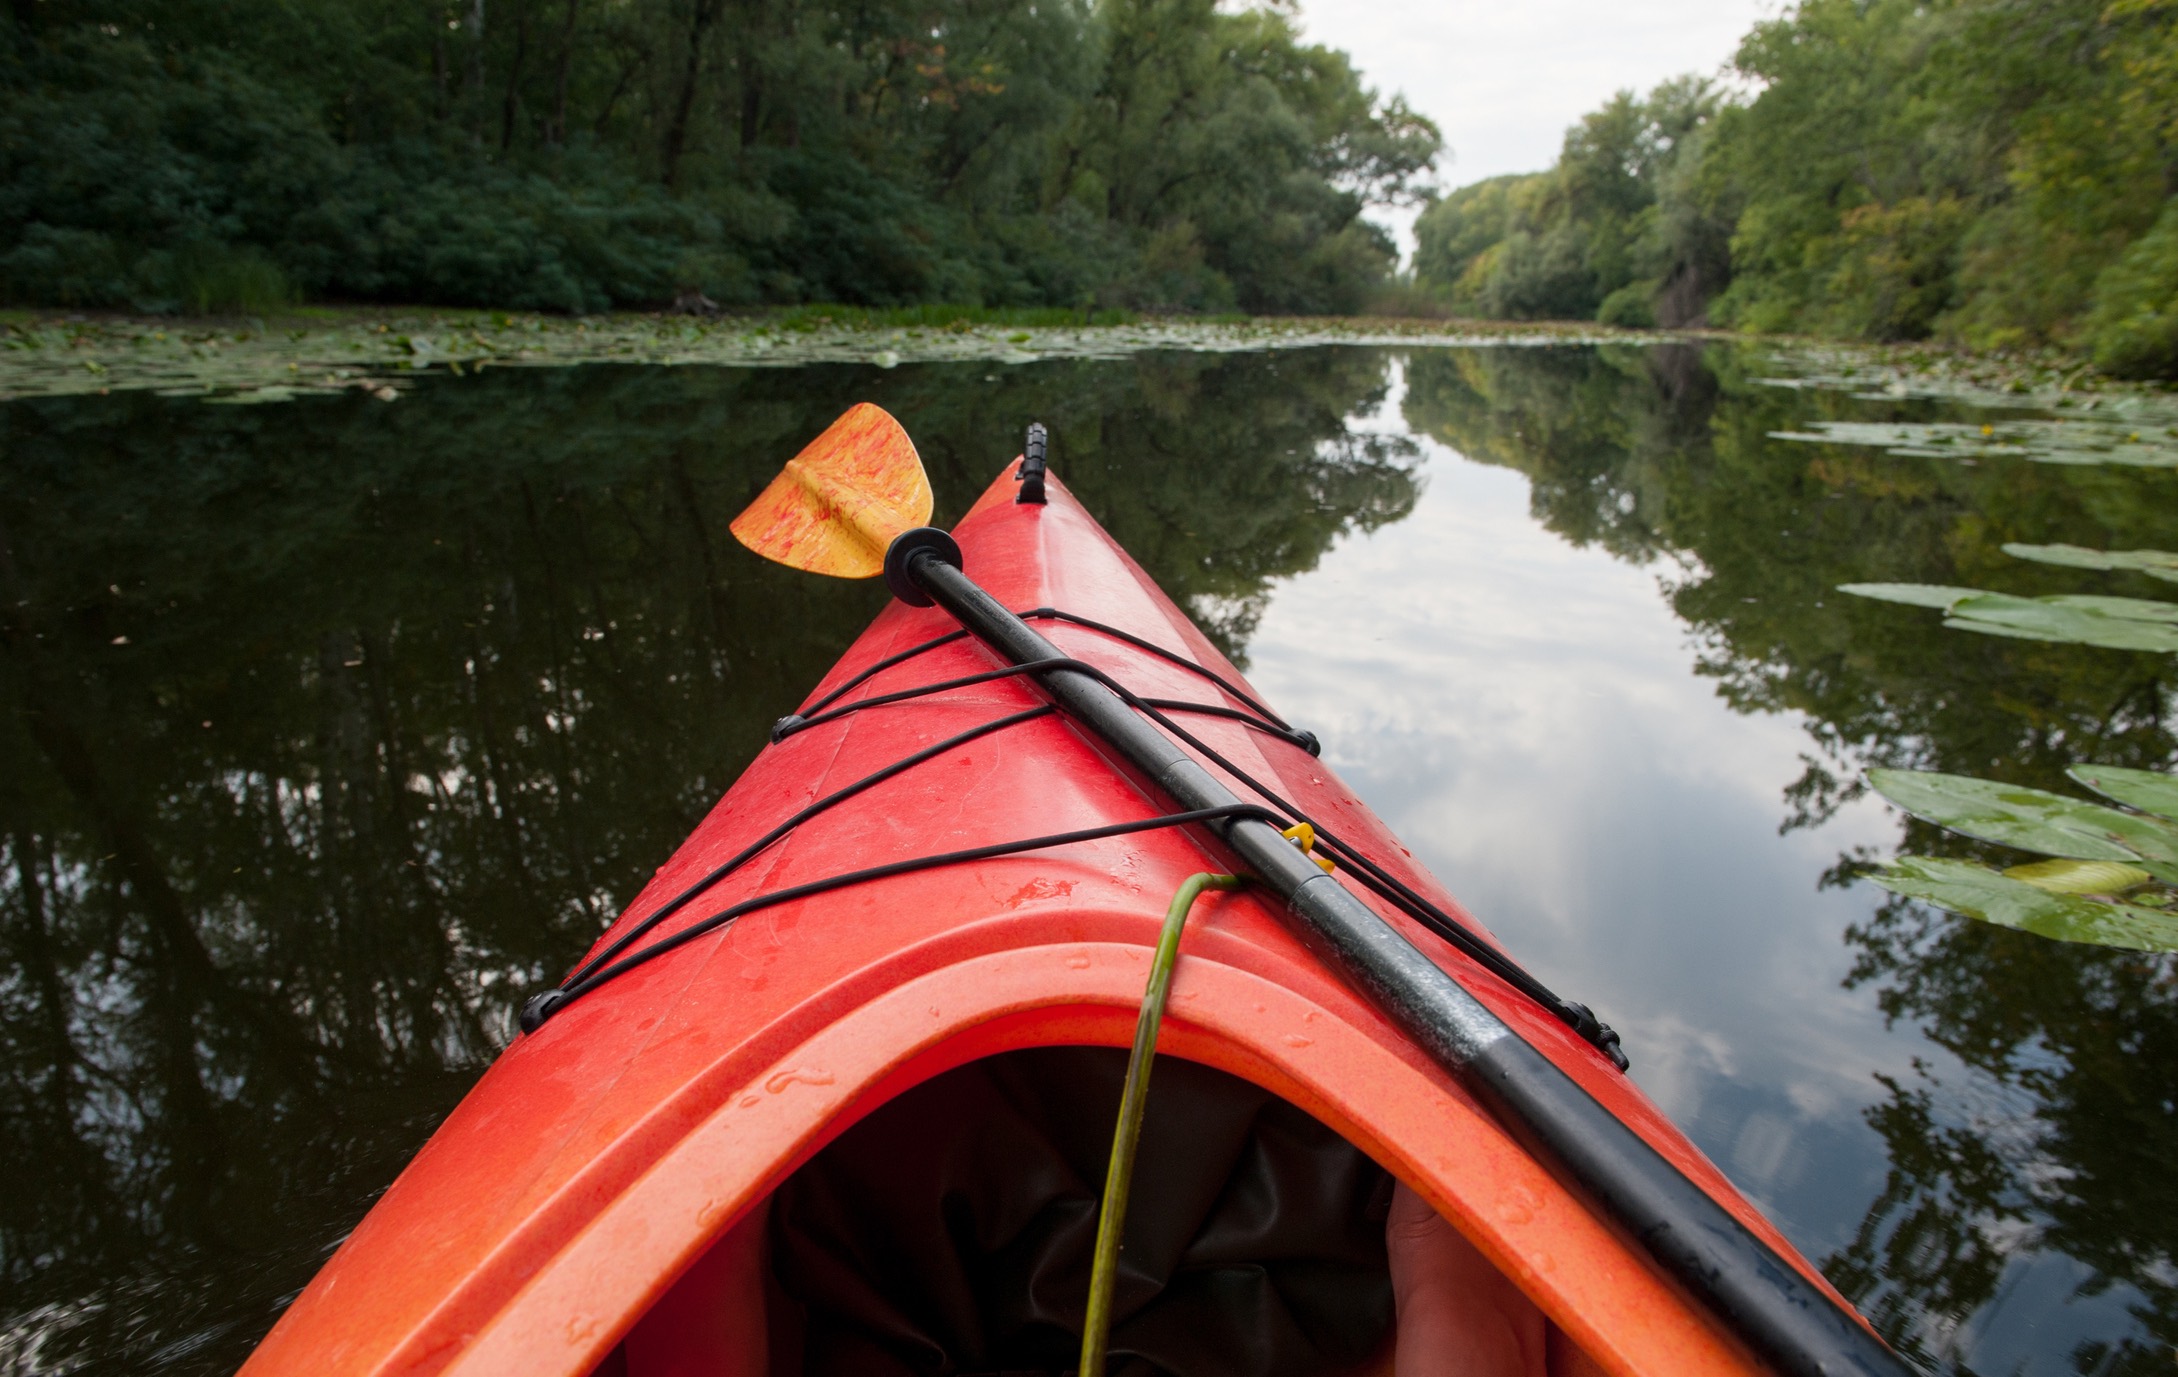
left=1414, top=0, right=2178, bottom=379
left=0, top=0, right=1437, bottom=315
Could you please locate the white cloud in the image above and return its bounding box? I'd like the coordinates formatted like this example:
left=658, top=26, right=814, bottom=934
left=1245, top=411, right=1923, bottom=1160
left=1299, top=0, right=1775, bottom=187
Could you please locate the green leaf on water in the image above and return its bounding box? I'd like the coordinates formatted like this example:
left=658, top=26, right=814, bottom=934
left=2068, top=764, right=2178, bottom=823
left=1942, top=592, right=2178, bottom=652
left=1843, top=576, right=2178, bottom=651
left=1870, top=856, right=2178, bottom=951
left=1771, top=419, right=2178, bottom=469
left=2002, top=543, right=2178, bottom=584
left=1866, top=768, right=2178, bottom=866
left=1837, top=582, right=1980, bottom=609
left=2000, top=858, right=2153, bottom=894
left=2001, top=542, right=2123, bottom=570
left=2041, top=594, right=2178, bottom=622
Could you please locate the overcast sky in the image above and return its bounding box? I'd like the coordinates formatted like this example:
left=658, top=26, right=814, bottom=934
left=1300, top=0, right=1776, bottom=196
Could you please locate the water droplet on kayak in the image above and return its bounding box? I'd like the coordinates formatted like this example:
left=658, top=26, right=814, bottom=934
left=1281, top=1034, right=1313, bottom=1048
left=1497, top=1185, right=1543, bottom=1225
left=766, top=1066, right=835, bottom=1093
left=1006, top=877, right=1075, bottom=909
left=1063, top=951, right=1091, bottom=969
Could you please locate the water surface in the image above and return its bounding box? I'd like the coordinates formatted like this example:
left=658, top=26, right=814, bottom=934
left=1, top=344, right=2172, bottom=1375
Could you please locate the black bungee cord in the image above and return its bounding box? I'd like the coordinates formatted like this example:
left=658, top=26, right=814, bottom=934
left=748, top=612, right=1616, bottom=1060
left=560, top=612, right=1302, bottom=1000
left=770, top=656, right=1321, bottom=756
left=529, top=802, right=1291, bottom=1022
left=779, top=607, right=1315, bottom=753
left=560, top=704, right=1060, bottom=991
left=520, top=607, right=1624, bottom=1071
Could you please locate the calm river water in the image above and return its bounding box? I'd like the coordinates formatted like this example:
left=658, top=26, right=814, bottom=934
left=2, top=344, right=2173, bottom=1375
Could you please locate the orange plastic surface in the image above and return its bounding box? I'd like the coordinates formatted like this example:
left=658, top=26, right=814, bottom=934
left=727, top=402, right=933, bottom=579
left=243, top=461, right=1858, bottom=1377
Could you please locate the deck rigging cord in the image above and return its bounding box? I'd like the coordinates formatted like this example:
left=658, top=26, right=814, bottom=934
left=523, top=803, right=1288, bottom=1025
left=781, top=607, right=1309, bottom=749
left=768, top=612, right=1621, bottom=1065
left=769, top=655, right=1321, bottom=756
left=521, top=608, right=1624, bottom=1074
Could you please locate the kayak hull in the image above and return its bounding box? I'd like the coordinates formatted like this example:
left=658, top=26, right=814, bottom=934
left=244, top=462, right=1846, bottom=1377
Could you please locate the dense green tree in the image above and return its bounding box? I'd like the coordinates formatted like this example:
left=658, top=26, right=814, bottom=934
left=1414, top=0, right=2178, bottom=375
left=1411, top=77, right=1725, bottom=327
left=0, top=0, right=1437, bottom=314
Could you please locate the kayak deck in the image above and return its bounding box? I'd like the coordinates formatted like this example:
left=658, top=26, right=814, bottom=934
left=243, top=463, right=1846, bottom=1377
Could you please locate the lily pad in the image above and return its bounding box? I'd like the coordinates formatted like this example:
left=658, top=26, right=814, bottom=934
left=1837, top=582, right=1981, bottom=609
left=1842, top=582, right=2178, bottom=651
left=2002, top=543, right=2178, bottom=584
left=1942, top=592, right=2178, bottom=652
left=0, top=311, right=1652, bottom=404
left=2068, top=764, right=2178, bottom=823
left=1870, top=856, right=2178, bottom=951
left=1865, top=768, right=2178, bottom=868
left=1770, top=418, right=2178, bottom=469
left=2000, top=858, right=2153, bottom=894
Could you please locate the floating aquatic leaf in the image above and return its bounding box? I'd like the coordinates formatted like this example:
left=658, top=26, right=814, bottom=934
left=1870, top=856, right=2178, bottom=951
left=1841, top=583, right=2178, bottom=651
left=2000, top=858, right=2153, bottom=894
left=1837, top=582, right=1980, bottom=609
left=205, top=385, right=302, bottom=406
left=1866, top=768, right=2178, bottom=868
left=0, top=312, right=1652, bottom=404
left=2068, top=764, right=2178, bottom=823
left=2037, top=594, right=2178, bottom=622
left=1769, top=418, right=2178, bottom=469
left=2002, top=543, right=2178, bottom=584
left=1942, top=592, right=2178, bottom=652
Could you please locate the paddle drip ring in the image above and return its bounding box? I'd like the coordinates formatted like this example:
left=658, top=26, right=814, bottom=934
left=882, top=527, right=962, bottom=606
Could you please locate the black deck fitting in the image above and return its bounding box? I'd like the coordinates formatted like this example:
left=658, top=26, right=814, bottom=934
left=1017, top=423, right=1048, bottom=504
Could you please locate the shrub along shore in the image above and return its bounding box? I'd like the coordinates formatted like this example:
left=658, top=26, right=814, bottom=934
left=7, top=305, right=2170, bottom=411
left=1410, top=0, right=2178, bottom=380
left=0, top=307, right=1644, bottom=402
left=5, top=0, right=2174, bottom=381
left=0, top=0, right=1436, bottom=319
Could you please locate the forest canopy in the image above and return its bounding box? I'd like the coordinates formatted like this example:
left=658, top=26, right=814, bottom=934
left=1412, top=0, right=2178, bottom=379
left=0, top=0, right=1439, bottom=314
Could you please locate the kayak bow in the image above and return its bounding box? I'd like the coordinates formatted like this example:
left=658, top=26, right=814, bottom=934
left=242, top=414, right=1900, bottom=1377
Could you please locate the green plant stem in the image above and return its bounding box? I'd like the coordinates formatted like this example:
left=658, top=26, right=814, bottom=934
left=1079, top=870, right=1240, bottom=1377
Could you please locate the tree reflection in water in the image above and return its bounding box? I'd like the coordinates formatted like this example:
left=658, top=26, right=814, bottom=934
left=1406, top=346, right=2178, bottom=1374
left=0, top=351, right=1418, bottom=1373
left=13, top=337, right=2174, bottom=1377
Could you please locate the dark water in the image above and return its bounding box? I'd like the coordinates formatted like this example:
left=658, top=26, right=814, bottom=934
left=0, top=346, right=2171, bottom=1376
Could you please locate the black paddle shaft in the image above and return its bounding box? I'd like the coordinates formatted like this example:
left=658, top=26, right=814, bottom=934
left=896, top=539, right=1909, bottom=1377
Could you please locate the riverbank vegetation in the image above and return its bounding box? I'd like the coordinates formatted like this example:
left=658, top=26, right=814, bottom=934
left=0, top=308, right=1638, bottom=403
left=1412, top=0, right=2178, bottom=379
left=0, top=0, right=1437, bottom=317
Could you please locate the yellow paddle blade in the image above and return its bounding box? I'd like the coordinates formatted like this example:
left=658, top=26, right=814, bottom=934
left=729, top=403, right=933, bottom=578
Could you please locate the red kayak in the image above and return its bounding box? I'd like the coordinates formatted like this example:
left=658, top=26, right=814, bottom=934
left=242, top=447, right=1872, bottom=1377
